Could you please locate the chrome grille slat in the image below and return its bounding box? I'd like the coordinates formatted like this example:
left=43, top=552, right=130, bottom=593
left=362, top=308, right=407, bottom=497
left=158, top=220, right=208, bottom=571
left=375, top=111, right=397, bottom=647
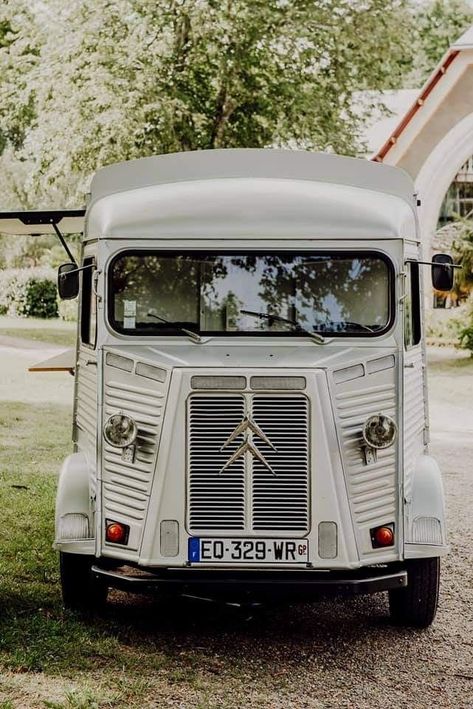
left=188, top=393, right=309, bottom=534
left=189, top=395, right=245, bottom=531
left=251, top=395, right=308, bottom=531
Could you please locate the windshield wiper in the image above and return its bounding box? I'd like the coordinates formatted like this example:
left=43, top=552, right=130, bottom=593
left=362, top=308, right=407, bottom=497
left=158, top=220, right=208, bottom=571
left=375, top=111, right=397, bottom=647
left=147, top=311, right=204, bottom=343
left=240, top=309, right=327, bottom=344
left=328, top=321, right=376, bottom=333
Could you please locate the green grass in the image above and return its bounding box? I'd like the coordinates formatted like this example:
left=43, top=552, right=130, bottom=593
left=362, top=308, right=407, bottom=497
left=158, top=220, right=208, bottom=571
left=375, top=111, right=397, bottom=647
left=0, top=398, right=247, bottom=707
left=427, top=351, right=473, bottom=373
left=0, top=401, right=115, bottom=675
left=0, top=400, right=165, bottom=706
left=44, top=693, right=100, bottom=709
left=427, top=350, right=473, bottom=410
left=0, top=336, right=234, bottom=706
left=0, top=317, right=76, bottom=348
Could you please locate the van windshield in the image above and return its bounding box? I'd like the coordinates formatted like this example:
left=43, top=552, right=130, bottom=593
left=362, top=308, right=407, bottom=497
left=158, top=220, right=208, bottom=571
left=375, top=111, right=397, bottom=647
left=109, top=251, right=392, bottom=337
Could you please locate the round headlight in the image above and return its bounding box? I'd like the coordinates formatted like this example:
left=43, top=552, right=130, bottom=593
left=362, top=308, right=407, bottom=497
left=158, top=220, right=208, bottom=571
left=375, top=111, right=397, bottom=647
left=362, top=414, right=397, bottom=449
left=103, top=413, right=138, bottom=448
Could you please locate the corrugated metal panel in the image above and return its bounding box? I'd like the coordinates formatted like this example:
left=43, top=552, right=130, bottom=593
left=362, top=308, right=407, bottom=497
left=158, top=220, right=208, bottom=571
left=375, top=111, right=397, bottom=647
left=75, top=350, right=97, bottom=451
left=403, top=348, right=425, bottom=501
left=75, top=348, right=98, bottom=500
left=334, top=371, right=398, bottom=530
left=188, top=393, right=309, bottom=534
left=102, top=367, right=167, bottom=527
left=102, top=483, right=148, bottom=521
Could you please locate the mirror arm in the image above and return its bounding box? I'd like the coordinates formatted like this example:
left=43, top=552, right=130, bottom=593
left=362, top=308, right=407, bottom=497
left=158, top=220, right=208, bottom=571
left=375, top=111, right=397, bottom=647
left=52, top=222, right=77, bottom=266
left=59, top=263, right=94, bottom=277
left=405, top=259, right=462, bottom=269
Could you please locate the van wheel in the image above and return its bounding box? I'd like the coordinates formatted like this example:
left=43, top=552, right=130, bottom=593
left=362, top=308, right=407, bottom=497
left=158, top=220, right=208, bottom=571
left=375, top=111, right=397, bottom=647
left=60, top=552, right=108, bottom=611
left=388, top=557, right=440, bottom=628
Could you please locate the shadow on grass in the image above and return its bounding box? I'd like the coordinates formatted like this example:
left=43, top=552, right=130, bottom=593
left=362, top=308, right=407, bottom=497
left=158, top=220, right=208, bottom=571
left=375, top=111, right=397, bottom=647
left=0, top=399, right=427, bottom=685
left=58, top=590, right=413, bottom=675
left=0, top=566, right=419, bottom=679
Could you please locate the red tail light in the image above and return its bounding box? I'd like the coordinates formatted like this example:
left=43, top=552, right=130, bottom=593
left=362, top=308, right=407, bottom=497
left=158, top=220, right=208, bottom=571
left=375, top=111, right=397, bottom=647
left=106, top=521, right=129, bottom=545
left=371, top=524, right=395, bottom=548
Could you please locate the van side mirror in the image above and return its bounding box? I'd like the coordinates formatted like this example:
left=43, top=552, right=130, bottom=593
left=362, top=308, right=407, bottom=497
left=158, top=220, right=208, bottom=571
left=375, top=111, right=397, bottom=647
left=432, top=254, right=454, bottom=292
left=58, top=262, right=79, bottom=300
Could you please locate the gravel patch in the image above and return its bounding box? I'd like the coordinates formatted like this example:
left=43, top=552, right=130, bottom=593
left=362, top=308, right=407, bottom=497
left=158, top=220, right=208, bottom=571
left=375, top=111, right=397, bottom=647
left=87, top=427, right=471, bottom=709
left=102, top=356, right=472, bottom=709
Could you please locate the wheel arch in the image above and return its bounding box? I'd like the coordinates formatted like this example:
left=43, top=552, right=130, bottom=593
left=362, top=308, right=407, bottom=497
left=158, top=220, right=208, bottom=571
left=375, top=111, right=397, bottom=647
left=404, top=454, right=448, bottom=557
left=55, top=452, right=95, bottom=553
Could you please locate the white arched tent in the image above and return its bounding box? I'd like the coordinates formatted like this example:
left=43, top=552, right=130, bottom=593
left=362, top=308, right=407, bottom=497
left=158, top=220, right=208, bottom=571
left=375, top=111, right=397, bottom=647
left=371, top=26, right=473, bottom=260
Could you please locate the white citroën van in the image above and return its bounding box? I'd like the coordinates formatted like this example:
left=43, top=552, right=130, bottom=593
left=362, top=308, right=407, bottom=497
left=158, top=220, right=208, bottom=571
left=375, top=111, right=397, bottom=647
left=0, top=150, right=455, bottom=627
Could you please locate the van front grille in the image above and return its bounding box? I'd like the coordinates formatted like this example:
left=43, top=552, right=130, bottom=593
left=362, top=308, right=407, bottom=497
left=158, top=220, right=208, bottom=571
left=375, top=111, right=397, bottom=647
left=251, top=396, right=309, bottom=531
left=188, top=394, right=309, bottom=534
left=188, top=396, right=246, bottom=531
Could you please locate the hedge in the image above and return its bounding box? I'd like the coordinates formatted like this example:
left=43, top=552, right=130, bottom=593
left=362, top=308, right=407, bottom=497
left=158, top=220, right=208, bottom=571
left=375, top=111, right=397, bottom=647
left=0, top=267, right=59, bottom=319
left=425, top=302, right=469, bottom=343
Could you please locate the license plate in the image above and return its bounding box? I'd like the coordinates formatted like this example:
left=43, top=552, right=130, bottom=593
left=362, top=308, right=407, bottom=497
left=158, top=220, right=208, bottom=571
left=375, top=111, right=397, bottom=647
left=188, top=537, right=309, bottom=564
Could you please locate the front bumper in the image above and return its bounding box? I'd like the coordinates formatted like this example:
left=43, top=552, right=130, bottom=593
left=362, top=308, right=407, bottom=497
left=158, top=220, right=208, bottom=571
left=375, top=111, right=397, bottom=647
left=92, top=564, right=407, bottom=600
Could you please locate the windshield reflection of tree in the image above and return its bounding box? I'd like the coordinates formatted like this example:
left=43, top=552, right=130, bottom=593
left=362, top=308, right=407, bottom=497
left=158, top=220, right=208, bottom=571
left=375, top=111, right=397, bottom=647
left=113, top=256, right=202, bottom=326
left=218, top=256, right=386, bottom=331
left=112, top=255, right=387, bottom=332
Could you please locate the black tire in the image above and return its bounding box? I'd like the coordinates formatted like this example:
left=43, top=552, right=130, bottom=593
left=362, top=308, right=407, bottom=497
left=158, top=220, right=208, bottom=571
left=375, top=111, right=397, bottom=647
left=59, top=552, right=108, bottom=612
left=389, top=557, right=440, bottom=628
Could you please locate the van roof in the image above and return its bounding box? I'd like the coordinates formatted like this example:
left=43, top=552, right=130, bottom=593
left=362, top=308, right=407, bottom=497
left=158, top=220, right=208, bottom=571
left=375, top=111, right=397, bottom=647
left=86, top=150, right=417, bottom=242
left=90, top=149, right=414, bottom=206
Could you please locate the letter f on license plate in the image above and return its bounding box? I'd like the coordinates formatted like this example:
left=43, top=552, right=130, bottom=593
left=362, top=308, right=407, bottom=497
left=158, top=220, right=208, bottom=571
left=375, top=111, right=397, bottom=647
left=188, top=538, right=309, bottom=563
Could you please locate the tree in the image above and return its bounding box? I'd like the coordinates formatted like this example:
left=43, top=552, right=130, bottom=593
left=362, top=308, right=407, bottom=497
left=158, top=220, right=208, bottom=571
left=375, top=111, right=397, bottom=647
left=452, top=217, right=473, bottom=296
left=0, top=0, right=414, bottom=208
left=0, top=3, right=38, bottom=159
left=434, top=215, right=473, bottom=354
left=406, top=0, right=473, bottom=87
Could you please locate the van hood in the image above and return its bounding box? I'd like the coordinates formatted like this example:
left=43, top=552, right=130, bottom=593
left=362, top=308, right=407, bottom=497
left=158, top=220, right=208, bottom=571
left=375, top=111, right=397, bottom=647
left=102, top=341, right=397, bottom=371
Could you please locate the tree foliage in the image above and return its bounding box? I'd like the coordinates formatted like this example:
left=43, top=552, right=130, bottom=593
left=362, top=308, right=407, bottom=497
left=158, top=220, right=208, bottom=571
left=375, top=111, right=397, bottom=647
left=406, top=0, right=473, bottom=87
left=0, top=4, right=38, bottom=155
left=0, top=267, right=58, bottom=318
left=0, top=0, right=414, bottom=208
left=452, top=219, right=473, bottom=295
left=1, top=0, right=471, bottom=211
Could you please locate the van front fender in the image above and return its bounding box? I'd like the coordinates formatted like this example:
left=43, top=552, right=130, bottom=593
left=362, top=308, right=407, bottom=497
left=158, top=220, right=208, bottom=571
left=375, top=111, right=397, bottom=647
left=404, top=454, right=449, bottom=558
left=54, top=452, right=95, bottom=554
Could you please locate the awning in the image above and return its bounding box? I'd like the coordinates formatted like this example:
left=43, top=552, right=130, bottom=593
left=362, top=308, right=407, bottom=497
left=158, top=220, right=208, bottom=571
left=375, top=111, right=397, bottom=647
left=0, top=209, right=85, bottom=236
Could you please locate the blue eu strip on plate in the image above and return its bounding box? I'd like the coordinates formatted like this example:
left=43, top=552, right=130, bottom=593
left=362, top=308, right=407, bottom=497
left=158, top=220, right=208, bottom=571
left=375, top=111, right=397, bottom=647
left=188, top=537, right=200, bottom=562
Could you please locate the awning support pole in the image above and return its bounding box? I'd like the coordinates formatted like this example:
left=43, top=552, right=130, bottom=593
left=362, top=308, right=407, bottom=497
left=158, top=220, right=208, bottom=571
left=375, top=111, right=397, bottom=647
left=52, top=222, right=77, bottom=265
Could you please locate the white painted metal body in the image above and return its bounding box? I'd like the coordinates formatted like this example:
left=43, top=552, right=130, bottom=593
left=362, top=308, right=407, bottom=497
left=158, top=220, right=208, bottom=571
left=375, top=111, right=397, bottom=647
left=54, top=150, right=448, bottom=577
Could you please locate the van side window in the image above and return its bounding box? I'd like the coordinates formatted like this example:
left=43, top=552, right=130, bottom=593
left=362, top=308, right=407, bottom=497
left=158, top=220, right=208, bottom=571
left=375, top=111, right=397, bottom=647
left=404, top=261, right=421, bottom=348
left=81, top=257, right=97, bottom=347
